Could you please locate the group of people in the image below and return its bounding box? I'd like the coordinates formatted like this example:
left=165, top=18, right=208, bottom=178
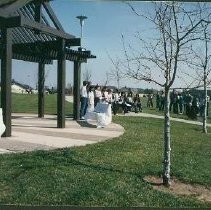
left=80, top=82, right=144, bottom=127
left=80, top=83, right=210, bottom=121
left=112, top=92, right=143, bottom=114
left=80, top=81, right=113, bottom=128
left=155, top=90, right=210, bottom=120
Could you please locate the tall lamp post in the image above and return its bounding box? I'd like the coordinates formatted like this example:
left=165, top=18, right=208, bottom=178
left=76, top=15, right=87, bottom=50
left=74, top=15, right=88, bottom=120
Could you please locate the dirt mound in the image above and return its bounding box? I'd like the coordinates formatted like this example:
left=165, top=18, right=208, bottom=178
left=144, top=176, right=211, bottom=203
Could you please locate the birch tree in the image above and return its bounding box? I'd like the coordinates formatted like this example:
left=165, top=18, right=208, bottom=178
left=107, top=53, right=125, bottom=89
left=188, top=21, right=211, bottom=133
left=119, top=2, right=211, bottom=186
left=83, top=68, right=92, bottom=82
left=104, top=71, right=110, bottom=87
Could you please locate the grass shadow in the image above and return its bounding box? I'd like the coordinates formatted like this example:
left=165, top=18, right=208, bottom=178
left=12, top=124, right=56, bottom=129
left=66, top=114, right=74, bottom=118
left=76, top=120, right=97, bottom=128
left=12, top=115, right=58, bottom=120
left=29, top=149, right=144, bottom=181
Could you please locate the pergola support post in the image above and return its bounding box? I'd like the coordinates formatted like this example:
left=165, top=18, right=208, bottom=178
left=73, top=61, right=81, bottom=120
left=38, top=63, right=45, bottom=118
left=57, top=39, right=66, bottom=128
left=1, top=28, right=12, bottom=137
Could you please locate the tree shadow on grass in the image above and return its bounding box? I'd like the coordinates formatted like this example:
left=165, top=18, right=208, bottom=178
left=53, top=149, right=157, bottom=181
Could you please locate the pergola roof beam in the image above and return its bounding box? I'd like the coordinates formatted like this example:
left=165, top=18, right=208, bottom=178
left=15, top=9, right=40, bottom=42
left=43, top=1, right=65, bottom=32
left=27, top=3, right=50, bottom=27
left=20, top=6, right=34, bottom=20
left=11, top=29, right=24, bottom=44
left=12, top=52, right=52, bottom=64
left=21, top=15, right=75, bottom=39
left=26, top=3, right=54, bottom=41
left=19, top=6, right=48, bottom=41
left=13, top=27, right=29, bottom=43
left=34, top=1, right=42, bottom=23
left=11, top=39, right=80, bottom=50
left=3, top=0, right=31, bottom=14
left=11, top=31, right=20, bottom=43
left=0, top=15, right=74, bottom=39
left=0, top=0, right=32, bottom=18
left=0, top=16, right=21, bottom=28
left=13, top=49, right=89, bottom=62
left=9, top=42, right=91, bottom=61
left=17, top=28, right=32, bottom=42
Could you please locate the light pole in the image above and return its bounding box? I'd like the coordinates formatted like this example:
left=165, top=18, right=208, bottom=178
left=76, top=15, right=87, bottom=50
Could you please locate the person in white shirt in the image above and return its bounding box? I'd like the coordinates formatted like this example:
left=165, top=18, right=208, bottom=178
left=84, top=86, right=96, bottom=121
left=107, top=89, right=113, bottom=103
left=87, top=86, right=95, bottom=112
left=94, top=85, right=102, bottom=106
left=80, top=81, right=88, bottom=119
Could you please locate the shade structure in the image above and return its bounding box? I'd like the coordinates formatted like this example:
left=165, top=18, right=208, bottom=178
left=0, top=0, right=96, bottom=137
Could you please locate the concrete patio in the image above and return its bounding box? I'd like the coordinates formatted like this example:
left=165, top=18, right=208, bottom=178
left=0, top=113, right=124, bottom=154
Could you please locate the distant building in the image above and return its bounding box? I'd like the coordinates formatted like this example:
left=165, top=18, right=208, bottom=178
left=11, top=80, right=35, bottom=94
left=105, top=85, right=117, bottom=91
left=119, top=87, right=139, bottom=94
left=90, top=84, right=117, bottom=91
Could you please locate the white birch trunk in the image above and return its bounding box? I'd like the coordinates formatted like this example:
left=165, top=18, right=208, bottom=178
left=163, top=87, right=171, bottom=186
left=117, top=79, right=120, bottom=89
left=203, top=71, right=207, bottom=134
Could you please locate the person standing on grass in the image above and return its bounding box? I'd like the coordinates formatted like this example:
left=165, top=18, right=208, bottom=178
left=80, top=81, right=88, bottom=120
left=147, top=93, right=154, bottom=108
left=207, top=95, right=210, bottom=117
left=190, top=95, right=199, bottom=120
left=85, top=81, right=91, bottom=113
left=102, top=87, right=108, bottom=101
left=156, top=92, right=160, bottom=109
left=113, top=89, right=119, bottom=115
left=186, top=92, right=193, bottom=118
left=122, top=92, right=130, bottom=114
left=172, top=91, right=179, bottom=114
left=127, top=92, right=134, bottom=112
left=159, top=91, right=165, bottom=111
left=107, top=89, right=113, bottom=104
left=84, top=86, right=96, bottom=121
left=87, top=86, right=95, bottom=112
left=199, top=95, right=205, bottom=117
left=94, top=84, right=102, bottom=107
left=178, top=92, right=184, bottom=114
left=133, top=93, right=142, bottom=113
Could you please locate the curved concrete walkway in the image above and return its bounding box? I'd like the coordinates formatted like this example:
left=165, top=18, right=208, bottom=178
left=0, top=113, right=124, bottom=154
left=1, top=111, right=209, bottom=154
left=124, top=112, right=211, bottom=127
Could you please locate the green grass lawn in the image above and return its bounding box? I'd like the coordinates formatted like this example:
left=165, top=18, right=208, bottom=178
left=0, top=116, right=210, bottom=207
left=0, top=93, right=73, bottom=115
left=1, top=93, right=210, bottom=124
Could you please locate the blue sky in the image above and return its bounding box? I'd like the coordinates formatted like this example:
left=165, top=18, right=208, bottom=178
left=11, top=1, right=209, bottom=90
left=12, top=0, right=154, bottom=89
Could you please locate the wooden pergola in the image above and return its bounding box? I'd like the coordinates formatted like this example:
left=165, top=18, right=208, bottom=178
left=0, top=0, right=96, bottom=137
